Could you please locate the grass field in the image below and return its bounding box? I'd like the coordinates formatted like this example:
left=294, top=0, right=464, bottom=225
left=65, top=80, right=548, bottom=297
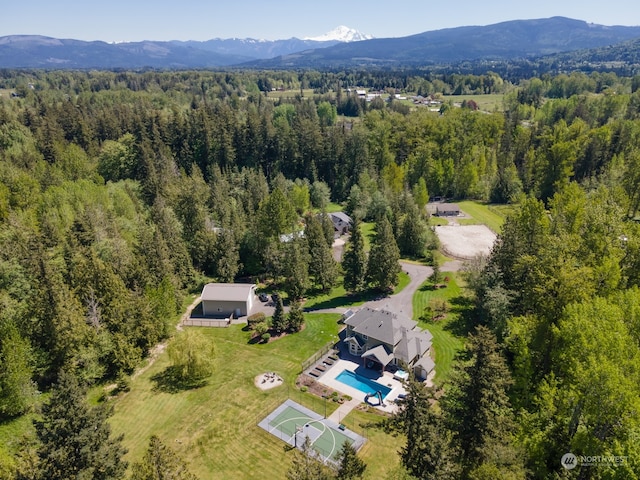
left=442, top=93, right=505, bottom=112
left=412, top=273, right=467, bottom=383
left=107, top=312, right=403, bottom=479
left=304, top=271, right=410, bottom=311
left=457, top=201, right=509, bottom=234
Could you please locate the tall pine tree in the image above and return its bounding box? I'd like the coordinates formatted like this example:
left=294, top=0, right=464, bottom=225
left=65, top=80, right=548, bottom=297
left=387, top=375, right=460, bottom=480
left=33, top=370, right=127, bottom=480
left=342, top=219, right=367, bottom=294
left=441, top=326, right=524, bottom=477
left=305, top=214, right=338, bottom=292
left=366, top=216, right=401, bottom=292
left=282, top=237, right=310, bottom=301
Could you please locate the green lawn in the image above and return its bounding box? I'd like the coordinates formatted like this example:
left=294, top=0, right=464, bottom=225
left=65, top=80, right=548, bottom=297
left=108, top=313, right=357, bottom=479
left=457, top=201, right=508, bottom=234
left=442, top=93, right=505, bottom=112
left=412, top=274, right=467, bottom=383
left=304, top=271, right=410, bottom=311
left=360, top=222, right=376, bottom=252
left=325, top=202, right=344, bottom=213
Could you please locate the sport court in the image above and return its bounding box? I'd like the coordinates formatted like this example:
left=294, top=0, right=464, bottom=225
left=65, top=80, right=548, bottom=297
left=258, top=399, right=366, bottom=463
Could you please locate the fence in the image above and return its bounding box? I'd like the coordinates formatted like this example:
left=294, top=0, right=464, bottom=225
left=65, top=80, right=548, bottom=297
left=182, top=317, right=230, bottom=327
left=300, top=341, right=338, bottom=373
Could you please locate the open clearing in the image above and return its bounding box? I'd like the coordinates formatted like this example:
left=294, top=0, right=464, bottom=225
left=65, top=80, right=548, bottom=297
left=435, top=224, right=497, bottom=259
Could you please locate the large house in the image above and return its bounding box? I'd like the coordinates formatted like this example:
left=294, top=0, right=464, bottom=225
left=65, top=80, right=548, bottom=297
left=343, top=307, right=435, bottom=380
left=200, top=283, right=256, bottom=317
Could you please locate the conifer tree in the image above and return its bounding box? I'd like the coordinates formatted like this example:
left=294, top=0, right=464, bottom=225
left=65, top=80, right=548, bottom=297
left=442, top=326, right=523, bottom=475
left=342, top=219, right=367, bottom=293
left=398, top=202, right=429, bottom=258
left=271, top=295, right=287, bottom=334
left=33, top=370, right=127, bottom=480
left=286, top=301, right=305, bottom=332
left=387, top=375, right=460, bottom=480
left=335, top=442, right=366, bottom=480
left=366, top=216, right=401, bottom=292
left=130, top=435, right=197, bottom=480
left=282, top=237, right=310, bottom=301
left=286, top=436, right=333, bottom=480
left=305, top=214, right=338, bottom=292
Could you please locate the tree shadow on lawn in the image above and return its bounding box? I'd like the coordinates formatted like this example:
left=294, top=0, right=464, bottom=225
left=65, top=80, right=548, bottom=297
left=151, top=366, right=206, bottom=394
left=303, top=289, right=386, bottom=312
left=444, top=295, right=478, bottom=337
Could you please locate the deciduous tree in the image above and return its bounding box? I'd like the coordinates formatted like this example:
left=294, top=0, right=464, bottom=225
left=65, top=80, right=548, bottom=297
left=167, top=330, right=216, bottom=386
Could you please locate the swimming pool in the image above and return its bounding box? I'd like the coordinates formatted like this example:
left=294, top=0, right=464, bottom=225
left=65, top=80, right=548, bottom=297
left=335, top=369, right=392, bottom=398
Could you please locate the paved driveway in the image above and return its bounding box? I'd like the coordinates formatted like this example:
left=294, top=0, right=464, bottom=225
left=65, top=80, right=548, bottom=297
left=365, top=261, right=432, bottom=319
left=307, top=261, right=436, bottom=319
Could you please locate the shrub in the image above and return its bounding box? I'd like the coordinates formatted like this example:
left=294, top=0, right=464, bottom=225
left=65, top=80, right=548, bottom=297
left=247, top=312, right=266, bottom=330
left=261, top=333, right=271, bottom=343
left=300, top=386, right=308, bottom=393
left=116, top=373, right=131, bottom=393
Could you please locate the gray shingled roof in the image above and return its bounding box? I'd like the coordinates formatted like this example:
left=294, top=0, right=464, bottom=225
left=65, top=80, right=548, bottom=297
left=330, top=212, right=352, bottom=224
left=345, top=307, right=417, bottom=346
left=414, top=355, right=435, bottom=374
left=362, top=345, right=394, bottom=367
left=395, top=329, right=433, bottom=364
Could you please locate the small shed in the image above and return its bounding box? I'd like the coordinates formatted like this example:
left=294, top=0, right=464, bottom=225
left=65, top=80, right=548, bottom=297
left=201, top=283, right=256, bottom=318
left=436, top=203, right=460, bottom=216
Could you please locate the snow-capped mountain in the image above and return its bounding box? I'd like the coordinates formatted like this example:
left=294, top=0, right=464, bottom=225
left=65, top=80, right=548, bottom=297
left=304, top=25, right=373, bottom=42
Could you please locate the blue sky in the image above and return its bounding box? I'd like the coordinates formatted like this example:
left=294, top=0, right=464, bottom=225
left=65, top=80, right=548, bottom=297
left=2, top=0, right=639, bottom=42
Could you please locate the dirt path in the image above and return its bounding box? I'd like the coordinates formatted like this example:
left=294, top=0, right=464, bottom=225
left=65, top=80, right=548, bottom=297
left=131, top=295, right=201, bottom=380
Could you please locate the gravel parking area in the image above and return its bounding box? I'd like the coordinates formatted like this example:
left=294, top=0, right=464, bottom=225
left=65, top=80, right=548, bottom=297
left=434, top=224, right=497, bottom=259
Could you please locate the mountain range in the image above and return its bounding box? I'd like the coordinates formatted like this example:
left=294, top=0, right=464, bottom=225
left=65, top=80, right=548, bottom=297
left=1, top=17, right=639, bottom=70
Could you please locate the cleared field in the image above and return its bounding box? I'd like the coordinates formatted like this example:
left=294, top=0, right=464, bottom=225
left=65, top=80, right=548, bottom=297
left=108, top=313, right=400, bottom=479
left=457, top=200, right=509, bottom=234
left=412, top=273, right=466, bottom=383
left=443, top=93, right=505, bottom=112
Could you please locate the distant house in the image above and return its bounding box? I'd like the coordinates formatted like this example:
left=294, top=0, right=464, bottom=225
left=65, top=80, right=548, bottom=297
left=343, top=307, right=435, bottom=379
left=200, top=283, right=256, bottom=318
left=436, top=203, right=460, bottom=216
left=329, top=212, right=352, bottom=236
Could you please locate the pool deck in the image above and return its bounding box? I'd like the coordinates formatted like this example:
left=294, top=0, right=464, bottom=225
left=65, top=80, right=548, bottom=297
left=316, top=359, right=407, bottom=414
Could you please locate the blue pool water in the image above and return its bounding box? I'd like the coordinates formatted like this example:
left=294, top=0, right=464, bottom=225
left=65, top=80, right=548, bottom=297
left=335, top=369, right=392, bottom=397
